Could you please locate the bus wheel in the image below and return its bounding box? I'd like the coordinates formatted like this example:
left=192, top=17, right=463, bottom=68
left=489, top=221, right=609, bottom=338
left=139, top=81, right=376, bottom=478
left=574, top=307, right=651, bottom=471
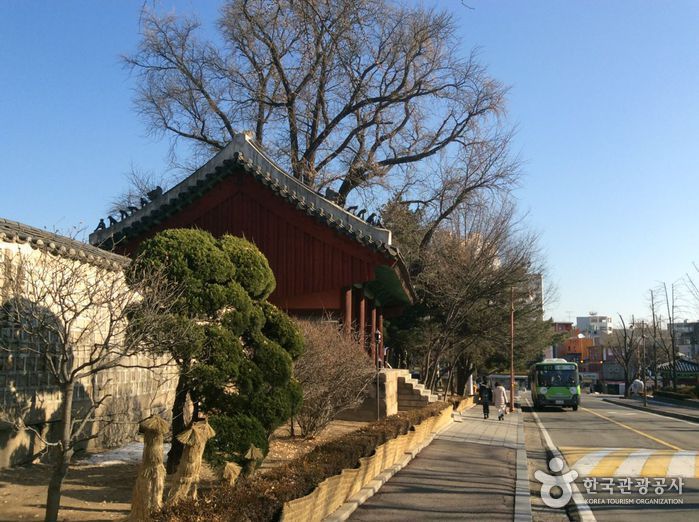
left=572, top=404, right=578, bottom=411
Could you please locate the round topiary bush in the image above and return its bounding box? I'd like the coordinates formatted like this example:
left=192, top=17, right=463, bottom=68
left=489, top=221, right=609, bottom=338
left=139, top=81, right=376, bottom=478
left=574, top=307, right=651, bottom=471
left=133, top=228, right=303, bottom=473
left=261, top=302, right=304, bottom=359
left=133, top=228, right=237, bottom=317
left=205, top=413, right=269, bottom=466
left=219, top=235, right=276, bottom=301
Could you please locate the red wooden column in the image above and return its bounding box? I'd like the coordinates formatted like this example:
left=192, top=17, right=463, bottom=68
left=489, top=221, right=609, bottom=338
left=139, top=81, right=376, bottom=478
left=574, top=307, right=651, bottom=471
left=378, top=309, right=384, bottom=365
left=343, top=288, right=353, bottom=337
left=358, top=291, right=366, bottom=348
left=370, top=303, right=377, bottom=364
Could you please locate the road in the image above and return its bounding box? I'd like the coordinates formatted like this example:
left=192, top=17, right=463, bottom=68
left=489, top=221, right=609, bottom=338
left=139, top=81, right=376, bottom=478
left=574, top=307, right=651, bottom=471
left=523, top=392, right=699, bottom=521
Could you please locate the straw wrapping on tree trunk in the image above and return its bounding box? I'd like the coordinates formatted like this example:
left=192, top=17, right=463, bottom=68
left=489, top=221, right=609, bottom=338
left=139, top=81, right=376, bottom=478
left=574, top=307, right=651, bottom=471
left=127, top=415, right=169, bottom=521
left=166, top=420, right=216, bottom=505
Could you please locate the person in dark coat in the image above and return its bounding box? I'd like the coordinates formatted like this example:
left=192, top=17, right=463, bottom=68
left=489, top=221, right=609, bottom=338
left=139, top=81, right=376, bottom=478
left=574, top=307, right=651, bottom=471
left=478, top=380, right=493, bottom=419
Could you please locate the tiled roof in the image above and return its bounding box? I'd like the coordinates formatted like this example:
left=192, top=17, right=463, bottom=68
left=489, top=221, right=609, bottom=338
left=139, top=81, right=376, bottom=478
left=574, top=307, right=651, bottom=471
left=658, top=359, right=699, bottom=372
left=89, top=132, right=398, bottom=259
left=0, top=217, right=128, bottom=270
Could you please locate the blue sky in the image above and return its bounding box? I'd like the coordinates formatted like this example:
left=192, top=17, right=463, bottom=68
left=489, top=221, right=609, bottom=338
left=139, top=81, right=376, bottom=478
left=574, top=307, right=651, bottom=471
left=1, top=1, right=698, bottom=323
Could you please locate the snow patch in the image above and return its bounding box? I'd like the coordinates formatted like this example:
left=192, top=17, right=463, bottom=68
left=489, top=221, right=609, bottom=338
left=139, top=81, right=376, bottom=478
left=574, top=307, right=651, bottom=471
left=80, top=442, right=171, bottom=466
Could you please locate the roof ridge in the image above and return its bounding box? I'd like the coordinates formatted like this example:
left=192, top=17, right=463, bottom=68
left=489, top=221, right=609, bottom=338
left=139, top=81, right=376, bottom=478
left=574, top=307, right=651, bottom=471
left=1, top=217, right=128, bottom=269
left=89, top=132, right=394, bottom=255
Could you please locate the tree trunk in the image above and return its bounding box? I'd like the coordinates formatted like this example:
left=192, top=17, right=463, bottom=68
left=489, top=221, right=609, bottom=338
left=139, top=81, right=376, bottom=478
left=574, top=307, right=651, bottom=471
left=442, top=365, right=454, bottom=401
left=167, top=373, right=189, bottom=474
left=455, top=360, right=468, bottom=396
left=671, top=343, right=677, bottom=392
left=45, top=382, right=74, bottom=522
left=652, top=341, right=658, bottom=390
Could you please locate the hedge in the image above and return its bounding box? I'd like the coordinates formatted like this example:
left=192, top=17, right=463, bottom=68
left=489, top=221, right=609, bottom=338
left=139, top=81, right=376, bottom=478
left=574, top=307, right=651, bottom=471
left=655, top=389, right=695, bottom=401
left=155, top=401, right=450, bottom=522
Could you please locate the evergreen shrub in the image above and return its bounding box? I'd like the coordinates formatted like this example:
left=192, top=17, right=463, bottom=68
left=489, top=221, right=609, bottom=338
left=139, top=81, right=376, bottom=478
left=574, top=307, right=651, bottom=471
left=134, top=228, right=303, bottom=470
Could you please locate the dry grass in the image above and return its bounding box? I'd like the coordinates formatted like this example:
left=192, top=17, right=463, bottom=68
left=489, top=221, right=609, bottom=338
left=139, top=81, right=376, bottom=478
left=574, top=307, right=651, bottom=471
left=0, top=418, right=366, bottom=521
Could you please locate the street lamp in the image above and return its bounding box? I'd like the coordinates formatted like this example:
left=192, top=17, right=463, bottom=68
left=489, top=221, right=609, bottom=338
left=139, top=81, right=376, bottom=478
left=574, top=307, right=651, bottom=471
left=375, top=329, right=382, bottom=420
left=641, top=321, right=647, bottom=407
left=510, top=287, right=515, bottom=413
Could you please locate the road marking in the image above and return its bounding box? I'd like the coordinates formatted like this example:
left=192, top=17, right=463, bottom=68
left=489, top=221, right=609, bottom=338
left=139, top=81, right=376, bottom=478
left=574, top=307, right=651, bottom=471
left=590, top=449, right=636, bottom=477
left=667, top=451, right=697, bottom=478
left=559, top=447, right=698, bottom=477
left=526, top=398, right=596, bottom=521
left=641, top=453, right=672, bottom=477
left=580, top=407, right=683, bottom=451
left=615, top=449, right=653, bottom=476
left=572, top=449, right=615, bottom=476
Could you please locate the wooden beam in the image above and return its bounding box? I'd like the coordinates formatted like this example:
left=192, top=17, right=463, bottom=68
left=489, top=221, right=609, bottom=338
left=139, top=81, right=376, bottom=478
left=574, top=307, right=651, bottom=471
left=378, top=309, right=384, bottom=366
left=358, top=292, right=366, bottom=348
left=370, top=304, right=377, bottom=364
left=343, top=287, right=352, bottom=337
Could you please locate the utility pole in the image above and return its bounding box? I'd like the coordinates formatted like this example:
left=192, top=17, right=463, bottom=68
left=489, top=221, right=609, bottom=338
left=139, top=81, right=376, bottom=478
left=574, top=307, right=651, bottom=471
left=641, top=320, right=647, bottom=407
left=510, top=286, right=515, bottom=413
left=375, top=328, right=382, bottom=421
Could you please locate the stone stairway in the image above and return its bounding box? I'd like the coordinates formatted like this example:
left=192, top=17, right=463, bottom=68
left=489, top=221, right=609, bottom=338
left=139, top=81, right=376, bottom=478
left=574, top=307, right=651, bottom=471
left=394, top=369, right=440, bottom=411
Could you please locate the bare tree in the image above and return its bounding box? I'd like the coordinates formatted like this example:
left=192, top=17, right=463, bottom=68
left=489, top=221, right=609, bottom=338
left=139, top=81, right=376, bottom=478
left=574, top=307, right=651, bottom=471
left=605, top=315, right=640, bottom=397
left=108, top=165, right=179, bottom=216
left=293, top=320, right=375, bottom=437
left=647, top=289, right=673, bottom=389
left=385, top=194, right=551, bottom=395
left=124, top=0, right=507, bottom=205
left=0, top=249, right=181, bottom=522
left=649, top=282, right=682, bottom=391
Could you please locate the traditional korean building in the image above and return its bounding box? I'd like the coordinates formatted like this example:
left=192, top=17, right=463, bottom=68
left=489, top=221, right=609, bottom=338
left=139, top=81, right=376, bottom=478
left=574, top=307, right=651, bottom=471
left=89, top=132, right=414, bottom=364
left=658, top=359, right=699, bottom=386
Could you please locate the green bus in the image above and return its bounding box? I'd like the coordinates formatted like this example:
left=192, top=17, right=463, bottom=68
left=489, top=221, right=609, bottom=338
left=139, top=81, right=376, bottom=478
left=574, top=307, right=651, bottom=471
left=529, top=359, right=581, bottom=411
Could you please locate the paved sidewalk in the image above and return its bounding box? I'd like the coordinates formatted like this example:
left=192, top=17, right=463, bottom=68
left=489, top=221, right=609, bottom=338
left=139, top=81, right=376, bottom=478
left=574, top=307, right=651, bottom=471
left=603, top=396, right=699, bottom=423
left=348, top=407, right=531, bottom=521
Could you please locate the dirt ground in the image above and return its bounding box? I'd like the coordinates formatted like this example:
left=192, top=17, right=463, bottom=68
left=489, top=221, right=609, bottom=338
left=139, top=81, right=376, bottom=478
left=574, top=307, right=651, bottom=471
left=0, top=420, right=365, bottom=521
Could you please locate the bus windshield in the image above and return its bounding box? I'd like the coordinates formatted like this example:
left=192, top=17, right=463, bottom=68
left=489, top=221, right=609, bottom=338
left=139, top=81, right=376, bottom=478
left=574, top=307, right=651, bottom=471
left=536, top=367, right=577, bottom=387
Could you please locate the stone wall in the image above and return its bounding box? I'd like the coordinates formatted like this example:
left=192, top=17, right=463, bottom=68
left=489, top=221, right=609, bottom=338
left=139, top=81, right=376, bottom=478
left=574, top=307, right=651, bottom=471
left=335, top=369, right=398, bottom=422
left=0, top=240, right=177, bottom=468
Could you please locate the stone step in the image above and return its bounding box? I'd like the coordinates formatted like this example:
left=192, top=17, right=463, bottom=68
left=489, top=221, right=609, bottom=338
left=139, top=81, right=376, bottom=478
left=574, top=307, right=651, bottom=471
left=397, top=396, right=427, bottom=404
left=398, top=401, right=430, bottom=410
left=397, top=388, right=425, bottom=398
left=398, top=384, right=436, bottom=400
left=395, top=373, right=441, bottom=411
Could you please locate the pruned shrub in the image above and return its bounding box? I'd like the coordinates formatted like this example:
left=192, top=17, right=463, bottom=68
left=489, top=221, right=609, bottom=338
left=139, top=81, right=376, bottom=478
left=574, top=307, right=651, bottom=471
left=155, top=401, right=449, bottom=522
left=656, top=386, right=698, bottom=400
left=219, top=235, right=276, bottom=300
left=134, top=229, right=303, bottom=473
left=293, top=320, right=376, bottom=437
left=205, top=414, right=269, bottom=467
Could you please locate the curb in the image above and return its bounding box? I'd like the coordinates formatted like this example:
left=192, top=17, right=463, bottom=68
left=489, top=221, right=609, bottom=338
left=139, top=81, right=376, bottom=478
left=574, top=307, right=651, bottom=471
left=323, top=417, right=447, bottom=522
left=514, top=414, right=533, bottom=522
left=602, top=398, right=699, bottom=424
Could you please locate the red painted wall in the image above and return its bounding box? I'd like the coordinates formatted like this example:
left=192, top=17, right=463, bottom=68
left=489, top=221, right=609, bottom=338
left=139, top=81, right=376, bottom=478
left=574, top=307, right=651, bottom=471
left=119, top=171, right=394, bottom=312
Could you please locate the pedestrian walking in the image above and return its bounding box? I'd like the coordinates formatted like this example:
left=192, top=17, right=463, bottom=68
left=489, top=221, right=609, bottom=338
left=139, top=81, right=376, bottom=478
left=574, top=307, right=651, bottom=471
left=494, top=382, right=508, bottom=421
left=478, top=380, right=492, bottom=419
